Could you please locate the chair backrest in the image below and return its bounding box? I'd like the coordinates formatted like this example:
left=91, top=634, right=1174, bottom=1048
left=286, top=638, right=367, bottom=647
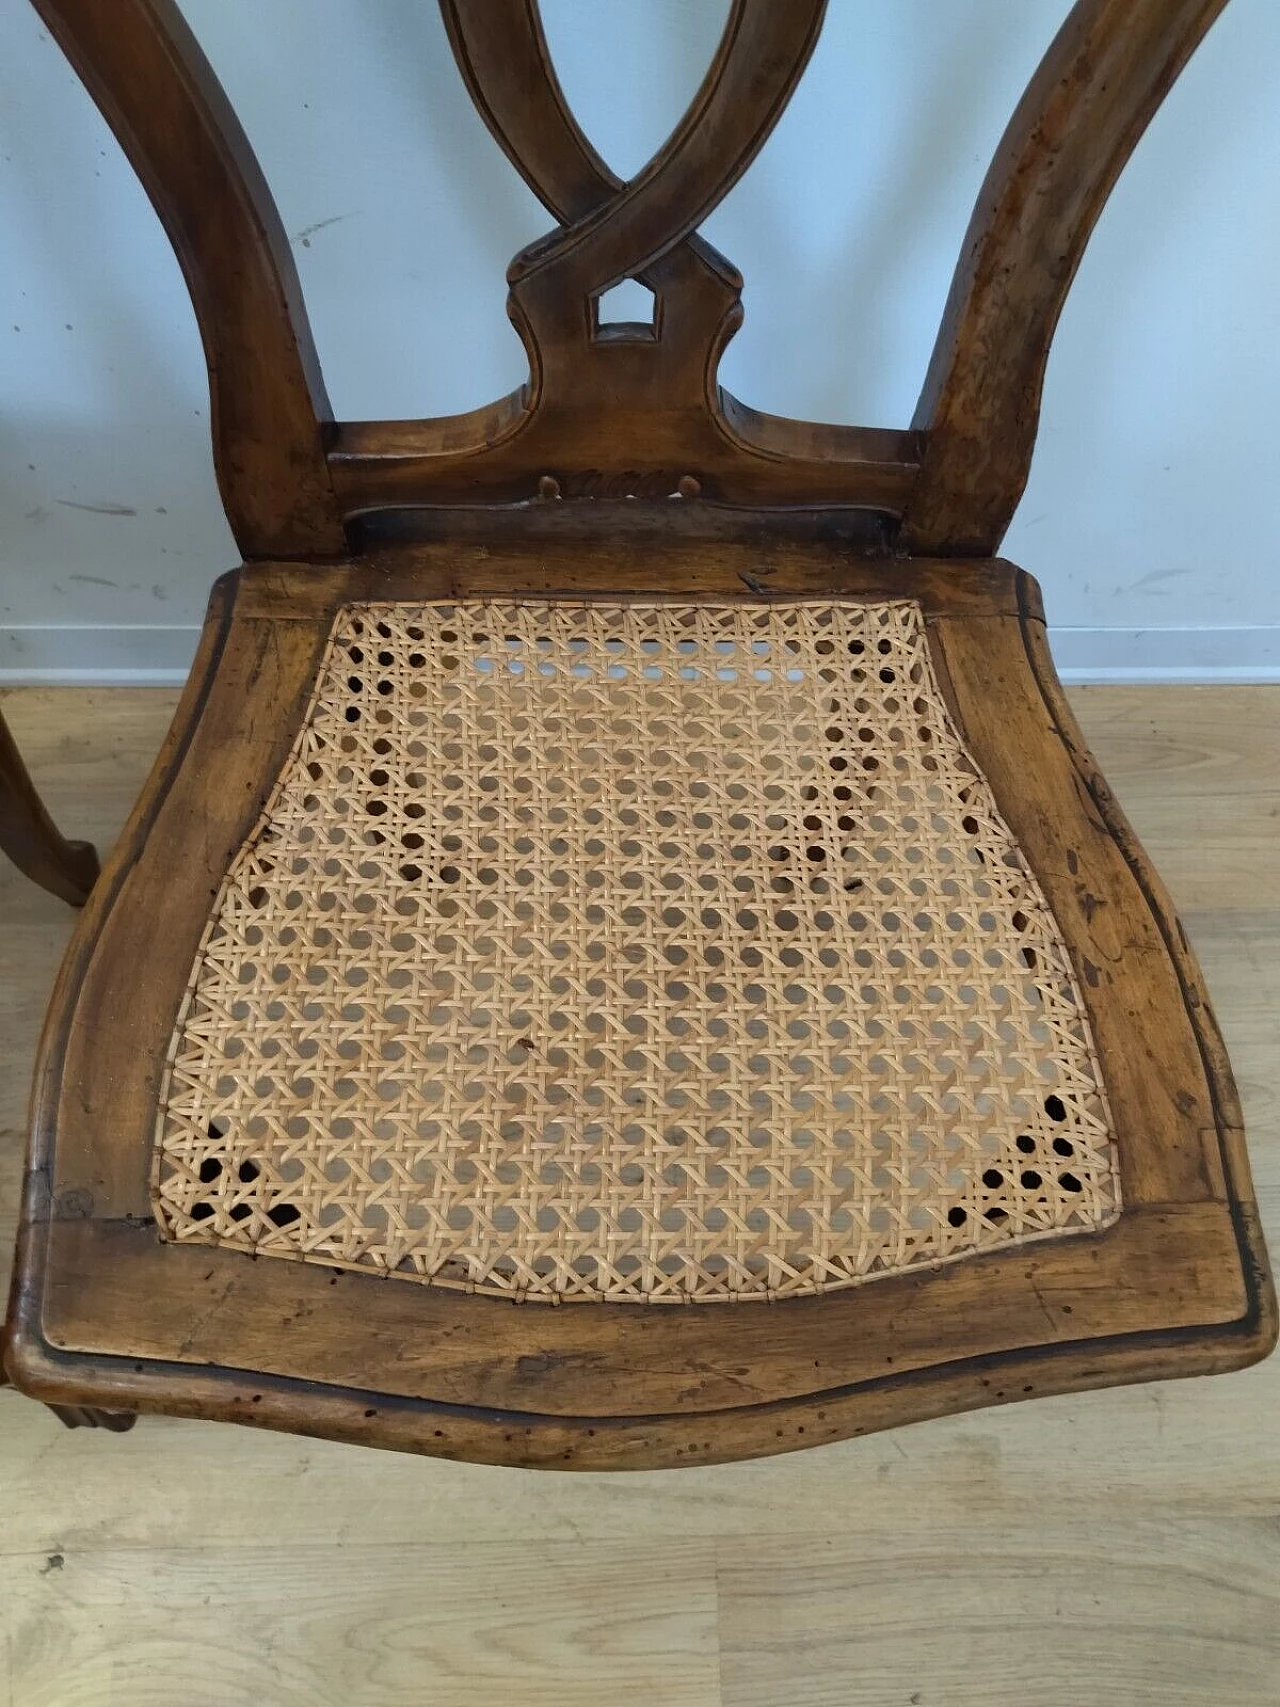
left=32, top=0, right=1229, bottom=559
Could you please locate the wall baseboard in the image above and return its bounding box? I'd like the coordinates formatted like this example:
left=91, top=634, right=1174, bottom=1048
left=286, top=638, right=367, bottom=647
left=1048, top=626, right=1280, bottom=683
left=2, top=623, right=1278, bottom=687
left=0, top=625, right=203, bottom=685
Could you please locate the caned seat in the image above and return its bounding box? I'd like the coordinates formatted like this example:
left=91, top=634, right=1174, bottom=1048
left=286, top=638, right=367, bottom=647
left=3, top=0, right=1272, bottom=1466
left=156, top=597, right=1121, bottom=1303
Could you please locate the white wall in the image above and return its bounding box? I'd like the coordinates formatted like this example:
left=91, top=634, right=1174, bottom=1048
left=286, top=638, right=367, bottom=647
left=1, top=0, right=1277, bottom=682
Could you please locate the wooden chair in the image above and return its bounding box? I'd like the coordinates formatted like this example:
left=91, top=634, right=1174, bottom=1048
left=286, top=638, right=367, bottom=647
left=2, top=0, right=1272, bottom=1467
left=1, top=712, right=99, bottom=906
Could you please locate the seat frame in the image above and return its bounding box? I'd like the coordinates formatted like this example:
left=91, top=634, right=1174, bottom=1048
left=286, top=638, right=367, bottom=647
left=3, top=0, right=1273, bottom=1467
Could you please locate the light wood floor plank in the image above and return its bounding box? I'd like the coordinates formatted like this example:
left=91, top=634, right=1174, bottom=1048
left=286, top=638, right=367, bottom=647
left=1, top=1541, right=720, bottom=1707
left=716, top=1519, right=1280, bottom=1707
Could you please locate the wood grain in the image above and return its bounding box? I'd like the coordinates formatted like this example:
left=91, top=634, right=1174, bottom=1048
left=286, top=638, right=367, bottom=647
left=2, top=683, right=1278, bottom=1701
left=6, top=552, right=1266, bottom=1467
left=903, top=0, right=1230, bottom=554
left=28, top=0, right=1229, bottom=543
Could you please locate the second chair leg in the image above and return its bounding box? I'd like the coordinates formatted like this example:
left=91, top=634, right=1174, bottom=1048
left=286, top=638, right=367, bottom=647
left=48, top=1404, right=138, bottom=1433
left=0, top=706, right=99, bottom=906
left=2, top=1366, right=136, bottom=1434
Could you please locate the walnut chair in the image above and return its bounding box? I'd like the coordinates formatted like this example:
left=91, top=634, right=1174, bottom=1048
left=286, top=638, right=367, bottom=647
left=1, top=712, right=99, bottom=905
left=3, top=0, right=1272, bottom=1467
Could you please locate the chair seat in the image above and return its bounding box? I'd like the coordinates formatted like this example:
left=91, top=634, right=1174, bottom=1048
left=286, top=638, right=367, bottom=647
left=155, top=595, right=1119, bottom=1302
left=5, top=540, right=1269, bottom=1466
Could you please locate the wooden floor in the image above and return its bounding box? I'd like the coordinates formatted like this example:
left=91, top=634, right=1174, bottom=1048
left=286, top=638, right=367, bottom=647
left=2, top=684, right=1277, bottom=1707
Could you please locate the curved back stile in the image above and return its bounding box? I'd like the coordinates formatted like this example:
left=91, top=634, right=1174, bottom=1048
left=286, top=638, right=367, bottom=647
left=30, top=0, right=345, bottom=559
left=30, top=0, right=1230, bottom=550
left=8, top=0, right=1273, bottom=1471
left=903, top=0, right=1230, bottom=554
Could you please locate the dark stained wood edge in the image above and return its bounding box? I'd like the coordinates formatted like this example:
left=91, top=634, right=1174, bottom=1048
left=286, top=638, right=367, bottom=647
left=0, top=708, right=99, bottom=906
left=291, top=523, right=1024, bottom=612
left=4, top=1230, right=1270, bottom=1470
left=31, top=0, right=345, bottom=558
left=24, top=1202, right=1252, bottom=1412
left=4, top=550, right=1271, bottom=1467
left=3, top=569, right=237, bottom=1375
left=47, top=1402, right=137, bottom=1432
left=901, top=0, right=1230, bottom=554
left=1013, top=576, right=1276, bottom=1345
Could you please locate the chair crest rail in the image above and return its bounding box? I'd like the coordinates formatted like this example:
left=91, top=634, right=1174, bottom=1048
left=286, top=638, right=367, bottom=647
left=32, top=0, right=1230, bottom=552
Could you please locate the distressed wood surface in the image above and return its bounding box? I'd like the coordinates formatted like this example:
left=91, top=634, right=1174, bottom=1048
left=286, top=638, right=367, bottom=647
left=30, top=0, right=1228, bottom=540
left=902, top=0, right=1230, bottom=553
left=5, top=550, right=1267, bottom=1467
left=1, top=683, right=1277, bottom=1702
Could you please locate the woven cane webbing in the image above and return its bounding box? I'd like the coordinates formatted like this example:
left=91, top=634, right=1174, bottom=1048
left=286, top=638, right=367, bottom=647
left=153, top=598, right=1120, bottom=1302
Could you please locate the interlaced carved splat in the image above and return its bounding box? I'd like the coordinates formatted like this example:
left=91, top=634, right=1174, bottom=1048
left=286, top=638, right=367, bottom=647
left=340, top=0, right=920, bottom=513
left=33, top=0, right=1233, bottom=543
left=448, top=2, right=823, bottom=435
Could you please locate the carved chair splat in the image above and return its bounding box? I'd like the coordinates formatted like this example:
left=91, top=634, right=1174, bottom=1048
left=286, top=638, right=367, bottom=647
left=2, top=0, right=1271, bottom=1467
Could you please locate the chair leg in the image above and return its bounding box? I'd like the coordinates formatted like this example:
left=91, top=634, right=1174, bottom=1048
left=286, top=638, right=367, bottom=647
left=48, top=1403, right=138, bottom=1433
left=2, top=1366, right=136, bottom=1433
left=0, top=707, right=99, bottom=906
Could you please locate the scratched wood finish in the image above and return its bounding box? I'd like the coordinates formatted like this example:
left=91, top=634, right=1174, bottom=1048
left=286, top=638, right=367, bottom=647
left=3, top=0, right=1271, bottom=1465
left=2, top=684, right=1278, bottom=1705
left=902, top=0, right=1230, bottom=553
left=3, top=546, right=1272, bottom=1467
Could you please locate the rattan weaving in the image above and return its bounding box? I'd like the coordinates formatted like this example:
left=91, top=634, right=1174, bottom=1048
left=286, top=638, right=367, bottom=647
left=152, top=598, right=1120, bottom=1301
